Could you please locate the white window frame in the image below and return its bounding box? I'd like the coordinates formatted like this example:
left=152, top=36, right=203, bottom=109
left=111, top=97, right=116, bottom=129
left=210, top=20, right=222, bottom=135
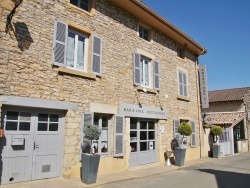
left=66, top=29, right=89, bottom=72
left=92, top=114, right=111, bottom=155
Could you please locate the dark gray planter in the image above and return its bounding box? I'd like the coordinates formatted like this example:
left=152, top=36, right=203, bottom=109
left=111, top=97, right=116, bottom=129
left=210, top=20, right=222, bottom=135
left=174, top=147, right=186, bottom=166
left=212, top=144, right=220, bottom=158
left=81, top=153, right=100, bottom=184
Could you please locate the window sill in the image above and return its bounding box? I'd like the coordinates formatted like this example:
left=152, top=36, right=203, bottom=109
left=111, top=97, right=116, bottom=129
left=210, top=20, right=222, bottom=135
left=177, top=95, right=190, bottom=102
left=67, top=3, right=95, bottom=17
left=56, top=67, right=96, bottom=80
left=176, top=56, right=186, bottom=62
left=137, top=86, right=158, bottom=94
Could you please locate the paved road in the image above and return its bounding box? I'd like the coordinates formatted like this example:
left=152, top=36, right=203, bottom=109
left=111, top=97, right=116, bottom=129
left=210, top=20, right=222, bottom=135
left=97, top=153, right=250, bottom=188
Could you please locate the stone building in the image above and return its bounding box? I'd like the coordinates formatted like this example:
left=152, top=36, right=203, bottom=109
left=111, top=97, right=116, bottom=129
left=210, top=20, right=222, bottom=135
left=202, top=87, right=250, bottom=157
left=0, top=0, right=206, bottom=185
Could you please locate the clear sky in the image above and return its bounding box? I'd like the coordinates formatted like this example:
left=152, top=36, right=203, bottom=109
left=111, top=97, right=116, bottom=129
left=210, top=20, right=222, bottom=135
left=141, top=0, right=250, bottom=91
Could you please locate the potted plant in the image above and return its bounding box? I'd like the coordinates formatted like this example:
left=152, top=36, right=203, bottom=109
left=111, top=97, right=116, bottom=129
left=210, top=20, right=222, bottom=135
left=210, top=125, right=223, bottom=158
left=81, top=125, right=101, bottom=184
left=175, top=122, right=192, bottom=166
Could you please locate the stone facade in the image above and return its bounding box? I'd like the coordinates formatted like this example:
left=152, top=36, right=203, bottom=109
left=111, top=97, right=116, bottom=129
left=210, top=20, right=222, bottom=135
left=0, top=0, right=205, bottom=178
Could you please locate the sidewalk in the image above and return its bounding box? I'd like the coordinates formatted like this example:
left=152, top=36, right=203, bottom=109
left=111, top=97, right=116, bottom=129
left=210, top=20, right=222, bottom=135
left=1, top=157, right=217, bottom=188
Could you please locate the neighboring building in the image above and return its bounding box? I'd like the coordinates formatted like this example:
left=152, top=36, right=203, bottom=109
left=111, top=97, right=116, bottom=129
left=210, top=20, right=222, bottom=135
left=0, top=0, right=206, bottom=185
left=202, top=87, right=250, bottom=157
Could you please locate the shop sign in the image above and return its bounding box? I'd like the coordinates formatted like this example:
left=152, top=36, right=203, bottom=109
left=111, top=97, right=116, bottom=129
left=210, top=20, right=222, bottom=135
left=199, top=64, right=209, bottom=108
left=119, top=103, right=168, bottom=119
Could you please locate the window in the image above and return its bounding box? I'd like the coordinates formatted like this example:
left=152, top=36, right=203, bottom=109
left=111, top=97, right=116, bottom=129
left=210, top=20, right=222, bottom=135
left=140, top=56, right=150, bottom=87
left=66, top=29, right=88, bottom=71
left=5, top=111, right=31, bottom=131
left=70, top=0, right=90, bottom=11
left=52, top=19, right=102, bottom=76
left=133, top=52, right=160, bottom=90
left=177, top=46, right=185, bottom=59
left=139, top=26, right=149, bottom=41
left=37, top=113, right=59, bottom=132
left=92, top=114, right=110, bottom=154
left=178, top=70, right=187, bottom=97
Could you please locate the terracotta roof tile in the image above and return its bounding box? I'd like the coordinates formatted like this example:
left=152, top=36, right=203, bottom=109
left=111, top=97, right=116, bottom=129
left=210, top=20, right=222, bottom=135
left=204, top=112, right=245, bottom=126
left=209, top=87, right=250, bottom=102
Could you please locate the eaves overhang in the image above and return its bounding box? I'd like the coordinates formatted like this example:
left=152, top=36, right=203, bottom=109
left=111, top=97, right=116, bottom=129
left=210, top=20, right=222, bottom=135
left=110, top=0, right=207, bottom=56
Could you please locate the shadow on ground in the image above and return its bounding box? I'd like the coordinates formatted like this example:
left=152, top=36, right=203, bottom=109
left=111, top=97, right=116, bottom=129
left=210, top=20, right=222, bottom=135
left=199, top=169, right=250, bottom=188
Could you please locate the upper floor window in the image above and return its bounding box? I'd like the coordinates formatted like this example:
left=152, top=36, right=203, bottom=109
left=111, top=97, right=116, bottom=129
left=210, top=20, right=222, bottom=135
left=133, top=51, right=160, bottom=90
left=70, top=0, right=90, bottom=11
left=66, top=29, right=88, bottom=71
left=178, top=70, right=188, bottom=97
left=139, top=26, right=149, bottom=41
left=52, top=18, right=102, bottom=76
left=177, top=46, right=185, bottom=59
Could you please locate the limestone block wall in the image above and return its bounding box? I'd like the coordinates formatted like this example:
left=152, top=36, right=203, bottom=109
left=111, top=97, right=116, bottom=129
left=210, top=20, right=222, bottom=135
left=0, top=0, right=203, bottom=176
left=202, top=101, right=244, bottom=113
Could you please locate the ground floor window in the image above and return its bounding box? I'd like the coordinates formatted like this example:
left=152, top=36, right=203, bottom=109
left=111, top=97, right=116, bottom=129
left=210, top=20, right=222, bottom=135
left=92, top=114, right=111, bottom=154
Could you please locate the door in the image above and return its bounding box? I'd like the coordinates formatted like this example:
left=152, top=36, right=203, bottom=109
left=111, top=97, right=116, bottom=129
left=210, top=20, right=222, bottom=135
left=1, top=107, right=63, bottom=185
left=219, top=128, right=231, bottom=156
left=130, top=118, right=156, bottom=167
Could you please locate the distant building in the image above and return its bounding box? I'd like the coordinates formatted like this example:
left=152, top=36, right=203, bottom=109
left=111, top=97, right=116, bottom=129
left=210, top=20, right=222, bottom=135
left=202, top=87, right=250, bottom=157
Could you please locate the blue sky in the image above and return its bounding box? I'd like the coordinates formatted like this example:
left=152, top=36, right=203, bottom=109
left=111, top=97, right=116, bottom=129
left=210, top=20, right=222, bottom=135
left=141, top=0, right=250, bottom=91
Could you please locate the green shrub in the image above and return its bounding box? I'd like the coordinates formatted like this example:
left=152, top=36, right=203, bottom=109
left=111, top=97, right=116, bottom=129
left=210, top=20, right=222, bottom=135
left=210, top=126, right=223, bottom=136
left=178, top=122, right=192, bottom=136
left=83, top=125, right=101, bottom=141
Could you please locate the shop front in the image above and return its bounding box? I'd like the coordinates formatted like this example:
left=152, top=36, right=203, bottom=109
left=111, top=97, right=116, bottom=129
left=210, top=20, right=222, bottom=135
left=119, top=103, right=167, bottom=167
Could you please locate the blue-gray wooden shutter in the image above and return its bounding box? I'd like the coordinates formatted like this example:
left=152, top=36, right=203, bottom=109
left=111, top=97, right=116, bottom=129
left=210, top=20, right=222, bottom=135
left=174, top=119, right=180, bottom=148
left=114, top=115, right=124, bottom=157
left=133, top=52, right=141, bottom=85
left=153, top=60, right=160, bottom=90
left=190, top=120, right=196, bottom=147
left=52, top=18, right=68, bottom=67
left=183, top=73, right=187, bottom=97
left=178, top=71, right=183, bottom=96
left=91, top=35, right=102, bottom=76
left=81, top=112, right=94, bottom=154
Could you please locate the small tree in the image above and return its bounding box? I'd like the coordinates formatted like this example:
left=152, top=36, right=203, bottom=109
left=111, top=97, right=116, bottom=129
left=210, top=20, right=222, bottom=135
left=83, top=125, right=101, bottom=154
left=210, top=126, right=223, bottom=144
left=177, top=122, right=192, bottom=148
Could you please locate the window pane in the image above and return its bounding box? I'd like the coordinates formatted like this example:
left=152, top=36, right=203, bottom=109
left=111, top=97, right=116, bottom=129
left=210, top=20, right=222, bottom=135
left=19, top=122, right=31, bottom=131
left=148, top=122, right=155, bottom=129
left=50, top=114, right=59, bottom=122
left=130, top=118, right=137, bottom=129
left=80, top=0, right=89, bottom=11
left=101, top=141, right=108, bottom=153
left=130, top=131, right=137, bottom=141
left=38, top=114, right=48, bottom=121
left=94, top=115, right=99, bottom=126
left=140, top=142, right=147, bottom=151
left=148, top=131, right=155, bottom=140
left=49, top=123, right=58, bottom=131
left=38, top=123, right=48, bottom=131
left=77, top=36, right=85, bottom=70
left=70, top=0, right=78, bottom=6
left=102, top=116, right=108, bottom=128
left=6, top=111, right=18, bottom=120
left=19, top=112, right=31, bottom=121
left=5, top=122, right=18, bottom=130
left=92, top=140, right=98, bottom=154
left=140, top=121, right=147, bottom=129
left=130, top=142, right=137, bottom=152
left=66, top=32, right=75, bottom=68
left=144, top=61, right=149, bottom=86
left=148, top=141, right=155, bottom=150
left=140, top=131, right=147, bottom=140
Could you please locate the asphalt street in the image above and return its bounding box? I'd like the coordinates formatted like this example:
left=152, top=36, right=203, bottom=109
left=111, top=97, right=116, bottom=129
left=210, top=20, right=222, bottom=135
left=97, top=153, right=250, bottom=188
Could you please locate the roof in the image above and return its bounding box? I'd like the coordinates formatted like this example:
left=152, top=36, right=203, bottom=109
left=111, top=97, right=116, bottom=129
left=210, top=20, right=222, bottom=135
left=110, top=0, right=207, bottom=56
left=209, top=87, right=250, bottom=102
left=204, top=112, right=245, bottom=126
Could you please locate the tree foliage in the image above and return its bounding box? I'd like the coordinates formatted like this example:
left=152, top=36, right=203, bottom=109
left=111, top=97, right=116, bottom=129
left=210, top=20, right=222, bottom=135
left=210, top=126, right=223, bottom=136
left=178, top=122, right=192, bottom=136
left=83, top=125, right=101, bottom=141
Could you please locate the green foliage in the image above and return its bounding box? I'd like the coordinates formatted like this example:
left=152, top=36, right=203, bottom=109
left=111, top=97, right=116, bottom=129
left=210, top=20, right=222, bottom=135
left=210, top=126, right=223, bottom=136
left=178, top=122, right=192, bottom=136
left=83, top=125, right=101, bottom=141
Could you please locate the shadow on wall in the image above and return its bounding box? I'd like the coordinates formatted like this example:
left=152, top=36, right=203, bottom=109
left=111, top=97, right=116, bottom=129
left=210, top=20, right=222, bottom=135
left=199, top=169, right=250, bottom=188
left=12, top=22, right=33, bottom=51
